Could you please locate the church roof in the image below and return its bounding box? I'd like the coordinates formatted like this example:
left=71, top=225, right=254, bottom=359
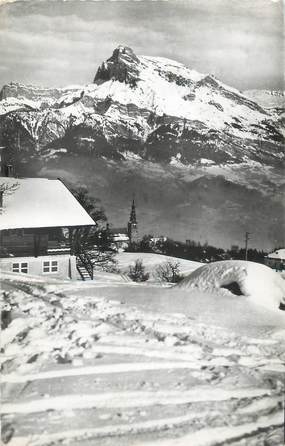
left=0, top=177, right=95, bottom=230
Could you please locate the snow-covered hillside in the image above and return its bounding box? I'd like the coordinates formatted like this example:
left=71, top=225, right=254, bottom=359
left=244, top=89, right=284, bottom=109
left=116, top=252, right=201, bottom=279
left=1, top=268, right=284, bottom=445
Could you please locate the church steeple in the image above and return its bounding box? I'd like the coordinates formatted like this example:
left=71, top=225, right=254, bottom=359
left=129, top=198, right=137, bottom=224
left=127, top=197, right=139, bottom=244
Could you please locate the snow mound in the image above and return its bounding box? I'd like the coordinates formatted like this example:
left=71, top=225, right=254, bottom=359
left=177, top=260, right=285, bottom=311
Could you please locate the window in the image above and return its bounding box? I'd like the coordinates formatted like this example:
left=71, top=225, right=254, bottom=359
left=43, top=260, right=58, bottom=273
left=12, top=262, right=28, bottom=274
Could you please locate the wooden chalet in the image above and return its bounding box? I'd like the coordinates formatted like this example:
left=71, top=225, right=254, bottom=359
left=0, top=176, right=95, bottom=280
left=265, top=249, right=285, bottom=271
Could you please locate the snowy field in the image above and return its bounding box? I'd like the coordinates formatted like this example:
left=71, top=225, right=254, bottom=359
left=1, top=260, right=285, bottom=446
left=115, top=252, right=201, bottom=279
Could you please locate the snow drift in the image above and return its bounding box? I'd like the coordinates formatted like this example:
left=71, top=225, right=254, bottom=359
left=177, top=260, right=285, bottom=311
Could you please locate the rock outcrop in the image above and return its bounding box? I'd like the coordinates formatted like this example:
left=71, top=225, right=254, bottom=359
left=94, top=46, right=140, bottom=86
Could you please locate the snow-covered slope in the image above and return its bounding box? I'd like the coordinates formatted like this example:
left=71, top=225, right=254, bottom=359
left=244, top=90, right=285, bottom=109
left=1, top=270, right=284, bottom=445
left=116, top=252, right=201, bottom=279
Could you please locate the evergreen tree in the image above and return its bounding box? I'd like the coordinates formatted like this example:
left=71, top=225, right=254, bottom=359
left=128, top=259, right=149, bottom=282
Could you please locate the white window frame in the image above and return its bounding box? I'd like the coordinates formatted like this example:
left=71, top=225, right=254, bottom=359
left=12, top=262, right=28, bottom=274
left=42, top=260, right=58, bottom=274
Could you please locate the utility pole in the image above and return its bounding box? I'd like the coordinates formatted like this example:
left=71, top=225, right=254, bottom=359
left=17, top=129, right=20, bottom=151
left=245, top=231, right=250, bottom=261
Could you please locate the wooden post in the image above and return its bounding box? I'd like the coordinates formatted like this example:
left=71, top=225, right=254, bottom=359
left=245, top=232, right=250, bottom=261
left=68, top=227, right=74, bottom=255
left=68, top=257, right=72, bottom=279
left=34, top=232, right=43, bottom=258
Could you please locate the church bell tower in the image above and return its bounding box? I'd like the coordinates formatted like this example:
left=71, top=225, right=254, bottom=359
left=127, top=198, right=139, bottom=244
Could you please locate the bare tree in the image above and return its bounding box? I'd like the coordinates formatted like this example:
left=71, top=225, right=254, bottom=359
left=155, top=260, right=184, bottom=283
left=0, top=182, right=19, bottom=207
left=0, top=182, right=19, bottom=193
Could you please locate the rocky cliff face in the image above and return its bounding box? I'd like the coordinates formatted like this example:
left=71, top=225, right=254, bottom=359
left=94, top=46, right=140, bottom=85
left=0, top=46, right=284, bottom=248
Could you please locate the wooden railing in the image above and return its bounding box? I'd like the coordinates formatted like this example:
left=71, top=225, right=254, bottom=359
left=77, top=252, right=94, bottom=280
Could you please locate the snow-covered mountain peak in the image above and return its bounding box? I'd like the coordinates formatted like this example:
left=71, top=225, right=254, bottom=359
left=94, top=46, right=205, bottom=89
left=109, top=45, right=139, bottom=63
left=88, top=47, right=273, bottom=138
left=0, top=46, right=283, bottom=171
left=0, top=47, right=270, bottom=133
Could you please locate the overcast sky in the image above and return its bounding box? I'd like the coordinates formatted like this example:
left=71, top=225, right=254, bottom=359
left=0, top=0, right=283, bottom=90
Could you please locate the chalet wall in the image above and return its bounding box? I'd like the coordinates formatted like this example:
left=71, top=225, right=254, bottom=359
left=1, top=231, right=48, bottom=257
left=0, top=254, right=77, bottom=279
left=264, top=257, right=284, bottom=271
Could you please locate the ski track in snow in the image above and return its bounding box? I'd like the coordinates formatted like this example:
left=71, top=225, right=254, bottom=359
left=2, top=361, right=200, bottom=384
left=2, top=388, right=273, bottom=415
left=132, top=412, right=284, bottom=446
left=6, top=412, right=284, bottom=446
left=1, top=273, right=285, bottom=446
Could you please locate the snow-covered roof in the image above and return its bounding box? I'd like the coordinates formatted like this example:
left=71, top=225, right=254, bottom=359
left=0, top=177, right=95, bottom=230
left=267, top=249, right=285, bottom=260
left=113, top=234, right=129, bottom=242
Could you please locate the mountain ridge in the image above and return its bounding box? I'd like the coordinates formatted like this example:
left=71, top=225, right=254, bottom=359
left=0, top=46, right=283, bottom=152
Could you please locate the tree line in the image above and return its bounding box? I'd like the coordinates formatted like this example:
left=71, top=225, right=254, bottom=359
left=126, top=235, right=267, bottom=264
